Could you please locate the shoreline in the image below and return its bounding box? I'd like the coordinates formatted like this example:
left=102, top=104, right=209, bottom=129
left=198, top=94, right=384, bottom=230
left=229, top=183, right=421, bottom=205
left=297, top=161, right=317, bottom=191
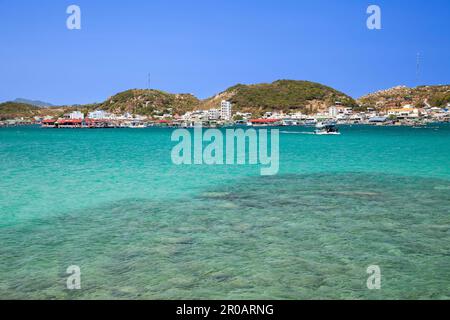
left=1, top=122, right=449, bottom=129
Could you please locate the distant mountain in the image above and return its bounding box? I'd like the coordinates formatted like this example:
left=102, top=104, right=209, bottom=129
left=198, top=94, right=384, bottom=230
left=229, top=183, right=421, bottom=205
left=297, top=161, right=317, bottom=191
left=357, top=85, right=450, bottom=110
left=13, top=98, right=54, bottom=108
left=198, top=80, right=357, bottom=116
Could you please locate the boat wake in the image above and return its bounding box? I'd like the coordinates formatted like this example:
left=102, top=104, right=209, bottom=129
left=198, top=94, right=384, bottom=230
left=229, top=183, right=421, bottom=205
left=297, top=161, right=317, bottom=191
left=280, top=131, right=315, bottom=135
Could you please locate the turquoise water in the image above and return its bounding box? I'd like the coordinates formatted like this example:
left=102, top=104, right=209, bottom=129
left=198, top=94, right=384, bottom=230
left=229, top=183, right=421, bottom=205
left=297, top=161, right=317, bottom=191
left=0, top=125, right=449, bottom=299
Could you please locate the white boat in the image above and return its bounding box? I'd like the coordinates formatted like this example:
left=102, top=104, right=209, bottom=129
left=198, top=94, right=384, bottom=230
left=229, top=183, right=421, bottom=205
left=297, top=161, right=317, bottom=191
left=305, top=118, right=317, bottom=126
left=315, top=122, right=341, bottom=135
left=128, top=122, right=147, bottom=128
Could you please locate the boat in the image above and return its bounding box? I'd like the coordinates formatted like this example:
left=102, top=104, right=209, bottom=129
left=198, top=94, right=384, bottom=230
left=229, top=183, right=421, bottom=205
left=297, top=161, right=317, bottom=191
left=128, top=121, right=147, bottom=128
left=304, top=118, right=318, bottom=126
left=234, top=120, right=249, bottom=127
left=315, top=122, right=341, bottom=135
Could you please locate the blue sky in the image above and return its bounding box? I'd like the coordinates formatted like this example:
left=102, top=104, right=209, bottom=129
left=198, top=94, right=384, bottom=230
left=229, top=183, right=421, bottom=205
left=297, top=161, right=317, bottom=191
left=0, top=0, right=449, bottom=105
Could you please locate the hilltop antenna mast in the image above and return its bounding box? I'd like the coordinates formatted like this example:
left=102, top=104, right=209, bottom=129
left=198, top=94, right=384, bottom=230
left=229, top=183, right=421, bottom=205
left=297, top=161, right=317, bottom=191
left=147, top=73, right=151, bottom=90
left=416, top=52, right=421, bottom=87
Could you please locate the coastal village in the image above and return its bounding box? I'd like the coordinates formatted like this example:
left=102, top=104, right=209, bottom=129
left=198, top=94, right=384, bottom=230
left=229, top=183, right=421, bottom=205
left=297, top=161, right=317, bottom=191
left=1, top=82, right=450, bottom=128
left=1, top=99, right=449, bottom=128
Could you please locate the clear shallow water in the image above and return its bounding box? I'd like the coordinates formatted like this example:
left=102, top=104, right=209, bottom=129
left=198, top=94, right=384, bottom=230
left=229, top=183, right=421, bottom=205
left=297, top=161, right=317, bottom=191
left=0, top=125, right=449, bottom=299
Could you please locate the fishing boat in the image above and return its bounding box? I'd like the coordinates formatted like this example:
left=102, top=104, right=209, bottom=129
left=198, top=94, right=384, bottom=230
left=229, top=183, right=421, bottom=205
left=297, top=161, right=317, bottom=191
left=315, top=122, right=341, bottom=135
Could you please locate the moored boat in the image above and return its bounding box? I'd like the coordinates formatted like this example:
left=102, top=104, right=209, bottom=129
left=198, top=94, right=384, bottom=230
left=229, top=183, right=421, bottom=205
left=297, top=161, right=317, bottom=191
left=128, top=121, right=147, bottom=128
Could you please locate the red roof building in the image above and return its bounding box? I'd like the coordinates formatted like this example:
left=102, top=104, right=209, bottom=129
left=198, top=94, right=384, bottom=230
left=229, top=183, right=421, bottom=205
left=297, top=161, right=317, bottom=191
left=249, top=119, right=281, bottom=124
left=42, top=119, right=56, bottom=124
left=56, top=119, right=83, bottom=124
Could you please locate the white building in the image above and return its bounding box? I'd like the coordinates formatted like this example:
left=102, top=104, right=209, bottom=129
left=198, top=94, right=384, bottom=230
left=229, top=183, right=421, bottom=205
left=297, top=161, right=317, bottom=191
left=343, top=108, right=353, bottom=115
left=68, top=111, right=84, bottom=120
left=88, top=110, right=109, bottom=120
left=264, top=112, right=273, bottom=119
left=235, top=112, right=253, bottom=120
left=329, top=106, right=338, bottom=117
left=220, top=100, right=232, bottom=121
left=269, top=111, right=286, bottom=119
left=181, top=111, right=193, bottom=121
left=208, top=109, right=220, bottom=120
left=185, top=110, right=209, bottom=122
left=387, top=105, right=420, bottom=118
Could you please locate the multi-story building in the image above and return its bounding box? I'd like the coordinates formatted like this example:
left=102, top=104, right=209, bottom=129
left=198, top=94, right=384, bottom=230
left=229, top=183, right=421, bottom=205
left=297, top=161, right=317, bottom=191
left=220, top=100, right=232, bottom=121
left=208, top=109, right=220, bottom=120
left=329, top=106, right=338, bottom=117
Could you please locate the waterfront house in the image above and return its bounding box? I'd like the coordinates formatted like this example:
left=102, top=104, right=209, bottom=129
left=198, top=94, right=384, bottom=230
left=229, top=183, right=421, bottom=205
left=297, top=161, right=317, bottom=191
left=368, top=116, right=388, bottom=124
left=387, top=105, right=420, bottom=121
left=41, top=119, right=56, bottom=128
left=350, top=114, right=364, bottom=124
left=56, top=119, right=83, bottom=128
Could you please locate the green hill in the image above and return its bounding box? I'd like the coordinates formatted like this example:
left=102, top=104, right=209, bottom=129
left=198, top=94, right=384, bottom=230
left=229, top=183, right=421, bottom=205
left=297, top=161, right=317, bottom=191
left=0, top=102, right=40, bottom=119
left=357, top=85, right=450, bottom=110
left=99, top=81, right=357, bottom=117
left=199, top=80, right=357, bottom=116
left=0, top=102, right=75, bottom=120
left=96, top=89, right=200, bottom=116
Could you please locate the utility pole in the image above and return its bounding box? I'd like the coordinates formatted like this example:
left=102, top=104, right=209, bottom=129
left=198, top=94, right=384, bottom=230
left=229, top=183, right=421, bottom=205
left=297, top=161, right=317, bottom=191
left=147, top=73, right=151, bottom=90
